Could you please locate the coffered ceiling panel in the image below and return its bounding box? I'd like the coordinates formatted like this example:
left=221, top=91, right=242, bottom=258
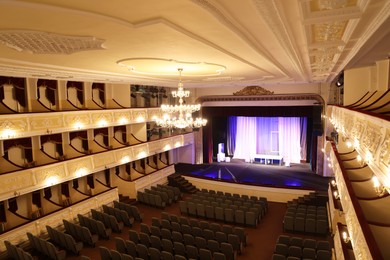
left=0, top=0, right=388, bottom=88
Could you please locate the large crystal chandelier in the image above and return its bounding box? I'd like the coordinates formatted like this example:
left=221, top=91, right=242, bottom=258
left=156, top=68, right=207, bottom=129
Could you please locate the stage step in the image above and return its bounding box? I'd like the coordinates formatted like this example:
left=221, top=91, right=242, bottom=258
left=119, top=194, right=136, bottom=205
left=168, top=174, right=198, bottom=194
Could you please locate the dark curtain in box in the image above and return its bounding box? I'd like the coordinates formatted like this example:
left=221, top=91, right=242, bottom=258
left=61, top=183, right=70, bottom=197
left=104, top=169, right=110, bottom=186
left=67, top=81, right=84, bottom=105
left=94, top=128, right=109, bottom=146
left=32, top=191, right=41, bottom=208
left=8, top=198, right=18, bottom=213
left=0, top=202, right=6, bottom=222
left=38, top=79, right=57, bottom=106
left=92, top=82, right=105, bottom=105
left=44, top=187, right=52, bottom=199
left=72, top=179, right=79, bottom=190
left=87, top=175, right=95, bottom=189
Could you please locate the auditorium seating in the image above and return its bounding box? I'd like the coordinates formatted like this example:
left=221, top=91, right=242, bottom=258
left=77, top=214, right=112, bottom=239
left=137, top=184, right=182, bottom=209
left=46, top=225, right=83, bottom=255
left=91, top=209, right=124, bottom=233
left=179, top=190, right=268, bottom=227
left=102, top=204, right=134, bottom=227
left=113, top=201, right=144, bottom=222
left=283, top=203, right=329, bottom=235
left=63, top=219, right=99, bottom=247
left=4, top=239, right=39, bottom=260
left=119, top=212, right=245, bottom=259
left=272, top=234, right=332, bottom=260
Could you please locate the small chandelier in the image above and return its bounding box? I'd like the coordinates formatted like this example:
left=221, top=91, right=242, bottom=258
left=156, top=68, right=207, bottom=129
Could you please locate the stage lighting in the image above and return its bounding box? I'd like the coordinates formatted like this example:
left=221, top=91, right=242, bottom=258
left=336, top=72, right=344, bottom=87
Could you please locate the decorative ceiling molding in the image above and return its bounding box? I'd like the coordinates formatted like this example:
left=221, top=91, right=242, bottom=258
left=116, top=58, right=226, bottom=77
left=0, top=30, right=105, bottom=54
left=252, top=0, right=309, bottom=81
left=338, top=0, right=390, bottom=71
left=190, top=0, right=288, bottom=76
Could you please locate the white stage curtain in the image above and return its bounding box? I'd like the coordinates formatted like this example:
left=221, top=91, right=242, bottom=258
left=233, top=117, right=257, bottom=161
left=278, top=117, right=301, bottom=163
left=232, top=116, right=303, bottom=163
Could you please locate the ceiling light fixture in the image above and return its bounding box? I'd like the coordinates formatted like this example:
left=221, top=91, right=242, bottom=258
left=156, top=68, right=207, bottom=129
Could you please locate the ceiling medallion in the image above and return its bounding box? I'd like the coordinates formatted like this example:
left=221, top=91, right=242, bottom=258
left=233, top=86, right=274, bottom=96
left=117, top=58, right=226, bottom=77
left=0, top=30, right=105, bottom=55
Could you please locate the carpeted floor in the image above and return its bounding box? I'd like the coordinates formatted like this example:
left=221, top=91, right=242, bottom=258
left=175, top=161, right=330, bottom=191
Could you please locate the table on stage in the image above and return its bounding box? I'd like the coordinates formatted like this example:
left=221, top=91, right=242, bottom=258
left=253, top=154, right=283, bottom=165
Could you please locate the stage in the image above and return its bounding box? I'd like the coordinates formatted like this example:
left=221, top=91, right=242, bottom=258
left=175, top=161, right=330, bottom=191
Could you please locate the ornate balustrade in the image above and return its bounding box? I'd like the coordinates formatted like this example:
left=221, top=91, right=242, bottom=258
left=0, top=107, right=161, bottom=140
left=0, top=133, right=194, bottom=201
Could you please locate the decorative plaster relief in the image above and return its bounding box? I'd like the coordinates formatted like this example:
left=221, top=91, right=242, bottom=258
left=0, top=30, right=105, bottom=55
left=93, top=152, right=116, bottom=168
left=33, top=164, right=67, bottom=185
left=378, top=129, right=390, bottom=169
left=66, top=157, right=93, bottom=177
left=233, top=86, right=274, bottom=95
left=0, top=171, right=34, bottom=194
left=361, top=122, right=383, bottom=156
left=29, top=115, right=64, bottom=131
left=64, top=113, right=91, bottom=128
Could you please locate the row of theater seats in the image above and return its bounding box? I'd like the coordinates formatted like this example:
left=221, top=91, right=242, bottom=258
left=4, top=240, right=38, bottom=260
left=46, top=225, right=83, bottom=255
left=78, top=214, right=112, bottom=239
left=283, top=204, right=328, bottom=235
left=91, top=209, right=124, bottom=233
left=179, top=200, right=260, bottom=227
left=100, top=245, right=136, bottom=260
left=113, top=237, right=229, bottom=260
left=128, top=227, right=237, bottom=260
left=159, top=212, right=247, bottom=246
left=153, top=184, right=182, bottom=201
left=272, top=234, right=332, bottom=260
left=137, top=184, right=182, bottom=208
left=63, top=219, right=99, bottom=247
left=287, top=191, right=328, bottom=207
left=194, top=190, right=268, bottom=214
left=102, top=204, right=135, bottom=227
left=180, top=191, right=267, bottom=227
left=113, top=200, right=145, bottom=222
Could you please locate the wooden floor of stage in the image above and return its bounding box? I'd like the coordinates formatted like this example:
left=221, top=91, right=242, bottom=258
left=175, top=161, right=330, bottom=191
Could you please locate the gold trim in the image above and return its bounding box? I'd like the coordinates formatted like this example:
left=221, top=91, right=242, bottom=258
left=233, top=86, right=274, bottom=95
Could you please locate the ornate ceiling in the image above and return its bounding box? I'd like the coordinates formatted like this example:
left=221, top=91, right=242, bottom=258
left=0, top=0, right=388, bottom=88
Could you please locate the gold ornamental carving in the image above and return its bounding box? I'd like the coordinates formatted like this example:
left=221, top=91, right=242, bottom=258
left=233, top=86, right=274, bottom=95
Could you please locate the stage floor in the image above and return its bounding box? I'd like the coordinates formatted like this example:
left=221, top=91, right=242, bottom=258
left=175, top=161, right=330, bottom=191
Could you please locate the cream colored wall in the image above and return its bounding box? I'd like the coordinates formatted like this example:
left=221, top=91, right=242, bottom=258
left=344, top=67, right=372, bottom=106
left=376, top=59, right=390, bottom=91
left=344, top=59, right=390, bottom=106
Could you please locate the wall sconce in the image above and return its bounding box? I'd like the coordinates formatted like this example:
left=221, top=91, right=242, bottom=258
left=333, top=190, right=339, bottom=199
left=342, top=231, right=351, bottom=243
left=331, top=180, right=337, bottom=188
left=372, top=176, right=388, bottom=197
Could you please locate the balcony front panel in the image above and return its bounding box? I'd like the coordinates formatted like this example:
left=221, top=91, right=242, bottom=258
left=0, top=108, right=161, bottom=140
left=0, top=133, right=194, bottom=201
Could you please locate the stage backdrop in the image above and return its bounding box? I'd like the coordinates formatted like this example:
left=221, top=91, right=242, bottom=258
left=228, top=116, right=307, bottom=164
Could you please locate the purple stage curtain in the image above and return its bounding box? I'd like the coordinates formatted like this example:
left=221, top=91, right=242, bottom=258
left=230, top=116, right=306, bottom=164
